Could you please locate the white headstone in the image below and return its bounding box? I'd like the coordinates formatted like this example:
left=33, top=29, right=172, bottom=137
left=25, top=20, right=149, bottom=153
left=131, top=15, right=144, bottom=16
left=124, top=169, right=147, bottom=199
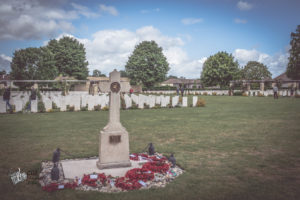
left=0, top=99, right=6, bottom=113
left=31, top=100, right=38, bottom=113
left=193, top=96, right=198, bottom=107
left=149, top=95, right=156, bottom=108
left=172, top=96, right=179, bottom=107
left=124, top=94, right=132, bottom=109
left=155, top=95, right=161, bottom=105
left=182, top=97, right=188, bottom=107
left=88, top=95, right=96, bottom=111
left=138, top=94, right=145, bottom=109
left=43, top=98, right=52, bottom=112
left=131, top=94, right=138, bottom=104
left=14, top=100, right=23, bottom=112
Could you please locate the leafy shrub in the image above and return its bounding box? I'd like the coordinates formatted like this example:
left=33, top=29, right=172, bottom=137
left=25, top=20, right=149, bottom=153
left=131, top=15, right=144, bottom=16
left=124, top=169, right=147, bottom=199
left=153, top=104, right=161, bottom=109
left=196, top=98, right=206, bottom=107
left=38, top=101, right=46, bottom=112
left=80, top=105, right=88, bottom=111
left=52, top=102, right=58, bottom=109
left=212, top=92, right=217, bottom=96
left=67, top=105, right=75, bottom=112
left=234, top=91, right=243, bottom=96
left=242, top=92, right=248, bottom=96
left=203, top=92, right=208, bottom=96
left=258, top=92, right=264, bottom=97
left=102, top=106, right=109, bottom=111
left=144, top=103, right=150, bottom=109
left=94, top=105, right=101, bottom=111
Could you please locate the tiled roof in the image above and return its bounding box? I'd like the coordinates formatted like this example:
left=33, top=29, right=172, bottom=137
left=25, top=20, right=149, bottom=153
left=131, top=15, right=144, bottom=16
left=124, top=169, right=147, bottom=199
left=273, top=73, right=292, bottom=81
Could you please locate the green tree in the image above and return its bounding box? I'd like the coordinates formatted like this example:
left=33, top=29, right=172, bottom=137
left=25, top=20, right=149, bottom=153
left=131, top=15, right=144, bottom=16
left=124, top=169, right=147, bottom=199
left=92, top=69, right=106, bottom=77
left=47, top=36, right=89, bottom=79
left=242, top=61, right=272, bottom=80
left=125, top=41, right=169, bottom=88
left=201, top=51, right=240, bottom=87
left=201, top=52, right=240, bottom=86
left=10, top=47, right=57, bottom=88
left=0, top=70, right=6, bottom=75
left=120, top=70, right=128, bottom=77
left=286, top=25, right=300, bottom=79
left=167, top=75, right=178, bottom=79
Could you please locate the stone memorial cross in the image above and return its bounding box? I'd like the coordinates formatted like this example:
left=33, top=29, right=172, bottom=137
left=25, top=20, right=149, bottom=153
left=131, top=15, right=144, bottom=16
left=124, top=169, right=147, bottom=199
left=96, top=69, right=131, bottom=169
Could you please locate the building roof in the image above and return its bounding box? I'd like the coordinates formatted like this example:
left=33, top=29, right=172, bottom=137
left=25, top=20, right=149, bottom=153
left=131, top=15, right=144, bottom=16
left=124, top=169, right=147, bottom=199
left=162, top=78, right=201, bottom=84
left=273, top=72, right=292, bottom=81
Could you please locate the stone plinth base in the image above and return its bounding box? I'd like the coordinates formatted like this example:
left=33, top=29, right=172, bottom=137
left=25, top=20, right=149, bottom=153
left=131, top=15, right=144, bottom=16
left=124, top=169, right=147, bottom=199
left=61, top=158, right=145, bottom=179
left=96, top=160, right=131, bottom=169
left=97, top=123, right=131, bottom=170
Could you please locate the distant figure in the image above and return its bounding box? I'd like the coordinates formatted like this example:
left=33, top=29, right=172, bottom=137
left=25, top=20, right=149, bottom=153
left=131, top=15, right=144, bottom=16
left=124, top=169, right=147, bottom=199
left=52, top=148, right=60, bottom=163
left=273, top=85, right=278, bottom=99
left=176, top=87, right=179, bottom=95
left=148, top=143, right=155, bottom=155
left=169, top=153, right=176, bottom=168
left=180, top=87, right=184, bottom=96
left=51, top=163, right=59, bottom=181
left=3, top=85, right=12, bottom=111
left=26, top=86, right=37, bottom=111
left=130, top=88, right=133, bottom=95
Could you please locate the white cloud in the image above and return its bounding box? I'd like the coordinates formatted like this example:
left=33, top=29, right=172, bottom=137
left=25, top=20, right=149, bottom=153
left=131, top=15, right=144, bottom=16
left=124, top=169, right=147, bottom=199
left=0, top=1, right=98, bottom=40
left=0, top=54, right=12, bottom=62
left=51, top=26, right=204, bottom=78
left=234, top=18, right=247, bottom=24
left=0, top=54, right=12, bottom=72
left=99, top=4, right=118, bottom=16
left=181, top=18, right=203, bottom=25
left=237, top=1, right=253, bottom=11
left=71, top=3, right=100, bottom=18
left=233, top=49, right=289, bottom=78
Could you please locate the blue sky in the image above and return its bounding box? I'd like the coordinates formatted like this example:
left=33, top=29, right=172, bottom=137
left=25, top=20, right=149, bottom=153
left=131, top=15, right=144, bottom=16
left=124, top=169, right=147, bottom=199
left=0, top=0, right=299, bottom=78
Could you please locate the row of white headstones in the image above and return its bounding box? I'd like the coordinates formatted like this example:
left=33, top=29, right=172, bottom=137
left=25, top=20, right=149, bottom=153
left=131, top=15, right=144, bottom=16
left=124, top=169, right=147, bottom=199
left=0, top=91, right=200, bottom=113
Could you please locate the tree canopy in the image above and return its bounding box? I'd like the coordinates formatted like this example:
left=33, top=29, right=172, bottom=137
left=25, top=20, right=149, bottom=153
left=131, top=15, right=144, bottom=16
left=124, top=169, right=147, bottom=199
left=92, top=69, right=106, bottom=77
left=47, top=36, right=89, bottom=80
left=201, top=51, right=240, bottom=87
left=242, top=61, right=272, bottom=80
left=125, top=41, right=169, bottom=88
left=286, top=25, right=300, bottom=79
left=10, top=47, right=57, bottom=88
left=10, top=36, right=89, bottom=84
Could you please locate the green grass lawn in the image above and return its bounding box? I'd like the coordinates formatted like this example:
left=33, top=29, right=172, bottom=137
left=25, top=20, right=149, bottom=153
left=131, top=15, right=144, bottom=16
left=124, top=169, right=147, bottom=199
left=1, top=96, right=300, bottom=200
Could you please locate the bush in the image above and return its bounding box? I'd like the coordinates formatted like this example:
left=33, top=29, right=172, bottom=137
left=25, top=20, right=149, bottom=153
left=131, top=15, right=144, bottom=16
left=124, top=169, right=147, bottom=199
left=196, top=98, right=206, bottom=107
left=67, top=105, right=75, bottom=112
left=233, top=91, right=243, bottom=96
left=258, top=92, right=264, bottom=97
left=153, top=104, right=161, bottom=109
left=49, top=108, right=60, bottom=112
left=144, top=103, right=150, bottom=109
left=203, top=92, right=208, bottom=96
left=102, top=106, right=109, bottom=111
left=52, top=102, right=58, bottom=109
left=212, top=92, right=217, bottom=96
left=242, top=92, right=248, bottom=96
left=94, top=105, right=101, bottom=111
left=80, top=105, right=88, bottom=111
left=38, top=101, right=46, bottom=112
